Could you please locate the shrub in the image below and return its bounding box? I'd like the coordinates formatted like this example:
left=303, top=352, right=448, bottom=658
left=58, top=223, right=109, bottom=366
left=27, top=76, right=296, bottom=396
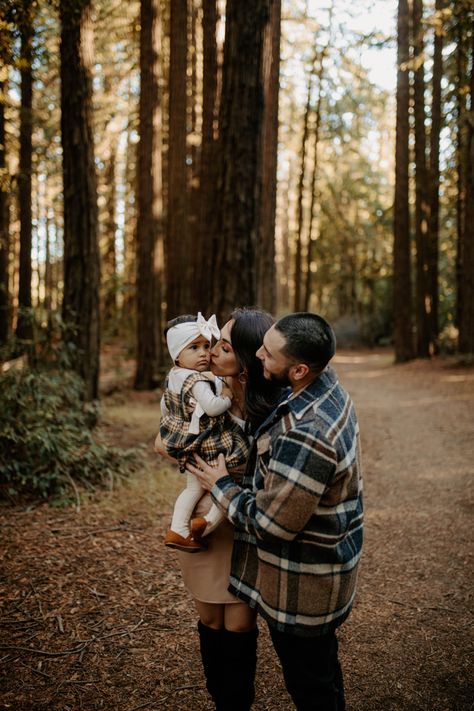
left=0, top=367, right=139, bottom=501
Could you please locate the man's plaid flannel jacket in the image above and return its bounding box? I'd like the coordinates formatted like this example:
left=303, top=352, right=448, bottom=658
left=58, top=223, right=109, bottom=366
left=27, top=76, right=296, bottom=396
left=211, top=366, right=363, bottom=636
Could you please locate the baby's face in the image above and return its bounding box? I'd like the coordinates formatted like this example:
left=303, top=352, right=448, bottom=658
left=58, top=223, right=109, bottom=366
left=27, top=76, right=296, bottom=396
left=176, top=335, right=211, bottom=371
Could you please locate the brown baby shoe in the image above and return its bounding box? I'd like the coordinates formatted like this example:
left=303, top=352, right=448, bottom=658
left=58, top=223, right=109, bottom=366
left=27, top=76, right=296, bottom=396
left=190, top=517, right=208, bottom=542
left=164, top=529, right=206, bottom=553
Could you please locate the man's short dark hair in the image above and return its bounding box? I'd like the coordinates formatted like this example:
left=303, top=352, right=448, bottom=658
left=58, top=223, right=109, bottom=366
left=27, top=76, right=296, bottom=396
left=275, top=312, right=336, bottom=373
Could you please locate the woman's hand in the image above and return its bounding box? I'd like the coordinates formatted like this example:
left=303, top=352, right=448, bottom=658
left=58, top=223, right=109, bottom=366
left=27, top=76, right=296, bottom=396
left=186, top=453, right=229, bottom=491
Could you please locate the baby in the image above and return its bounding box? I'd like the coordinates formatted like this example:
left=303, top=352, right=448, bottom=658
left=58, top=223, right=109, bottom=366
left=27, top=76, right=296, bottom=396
left=159, top=313, right=249, bottom=552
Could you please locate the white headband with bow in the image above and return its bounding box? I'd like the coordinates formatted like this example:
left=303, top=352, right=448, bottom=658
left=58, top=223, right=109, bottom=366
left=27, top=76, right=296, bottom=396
left=166, top=312, right=220, bottom=363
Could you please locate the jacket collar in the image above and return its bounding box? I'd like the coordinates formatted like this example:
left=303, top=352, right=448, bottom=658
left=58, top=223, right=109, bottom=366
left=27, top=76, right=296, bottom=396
left=255, top=366, right=338, bottom=437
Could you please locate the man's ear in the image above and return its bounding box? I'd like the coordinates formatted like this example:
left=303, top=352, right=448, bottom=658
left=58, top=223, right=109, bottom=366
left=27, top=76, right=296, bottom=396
left=290, top=363, right=310, bottom=381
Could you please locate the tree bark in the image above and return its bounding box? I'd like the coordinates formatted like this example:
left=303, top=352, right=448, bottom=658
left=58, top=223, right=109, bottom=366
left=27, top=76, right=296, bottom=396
left=211, top=0, right=270, bottom=324
left=455, top=18, right=467, bottom=332
left=458, top=18, right=474, bottom=356
left=412, top=0, right=432, bottom=357
left=196, top=0, right=219, bottom=311
left=16, top=0, right=33, bottom=342
left=393, top=0, right=413, bottom=362
left=293, top=75, right=312, bottom=312
left=428, top=0, right=444, bottom=352
left=102, top=137, right=118, bottom=333
left=166, top=0, right=190, bottom=318
left=135, top=0, right=164, bottom=389
left=257, top=0, right=281, bottom=314
left=60, top=0, right=100, bottom=400
left=0, top=77, right=9, bottom=346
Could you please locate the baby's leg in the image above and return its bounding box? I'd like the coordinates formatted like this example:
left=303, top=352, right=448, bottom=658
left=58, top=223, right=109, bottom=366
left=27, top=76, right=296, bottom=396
left=170, top=472, right=204, bottom=537
left=201, top=504, right=225, bottom=536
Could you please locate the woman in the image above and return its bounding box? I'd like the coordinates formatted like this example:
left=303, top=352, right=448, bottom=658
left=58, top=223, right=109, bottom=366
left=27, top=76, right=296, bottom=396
left=156, top=308, right=281, bottom=710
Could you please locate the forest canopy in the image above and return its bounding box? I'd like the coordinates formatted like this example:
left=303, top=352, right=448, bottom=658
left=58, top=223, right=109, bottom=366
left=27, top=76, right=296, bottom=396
left=0, top=0, right=473, bottom=399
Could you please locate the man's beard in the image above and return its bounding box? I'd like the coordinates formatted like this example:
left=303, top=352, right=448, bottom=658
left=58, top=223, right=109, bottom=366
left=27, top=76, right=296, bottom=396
left=268, top=367, right=292, bottom=387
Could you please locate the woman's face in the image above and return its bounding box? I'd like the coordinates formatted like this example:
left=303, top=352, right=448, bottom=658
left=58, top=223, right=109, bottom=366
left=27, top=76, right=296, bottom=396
left=210, top=320, right=240, bottom=377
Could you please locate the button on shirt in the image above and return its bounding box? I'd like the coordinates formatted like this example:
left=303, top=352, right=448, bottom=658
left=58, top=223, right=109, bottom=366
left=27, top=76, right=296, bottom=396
left=211, top=366, right=363, bottom=636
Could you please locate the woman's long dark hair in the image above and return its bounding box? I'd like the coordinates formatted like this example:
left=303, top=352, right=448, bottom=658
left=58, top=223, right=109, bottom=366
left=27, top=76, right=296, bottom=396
left=230, top=308, right=283, bottom=433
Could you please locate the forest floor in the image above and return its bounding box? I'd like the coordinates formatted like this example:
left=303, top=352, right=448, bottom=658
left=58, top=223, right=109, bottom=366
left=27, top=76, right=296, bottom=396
left=1, top=348, right=473, bottom=711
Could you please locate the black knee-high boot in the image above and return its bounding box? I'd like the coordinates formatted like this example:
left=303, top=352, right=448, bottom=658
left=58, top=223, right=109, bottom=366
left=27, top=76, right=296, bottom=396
left=218, top=627, right=259, bottom=710
left=198, top=621, right=224, bottom=704
left=197, top=622, right=258, bottom=710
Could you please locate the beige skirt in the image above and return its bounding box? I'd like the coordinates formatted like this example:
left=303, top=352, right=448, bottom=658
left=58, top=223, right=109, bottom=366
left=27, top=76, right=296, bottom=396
left=176, top=492, right=240, bottom=604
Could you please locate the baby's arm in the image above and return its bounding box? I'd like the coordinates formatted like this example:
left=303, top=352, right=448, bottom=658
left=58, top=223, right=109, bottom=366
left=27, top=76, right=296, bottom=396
left=191, top=379, right=232, bottom=416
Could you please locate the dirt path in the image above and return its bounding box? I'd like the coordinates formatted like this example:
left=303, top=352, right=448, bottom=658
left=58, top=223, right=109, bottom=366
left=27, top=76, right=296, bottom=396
left=1, top=350, right=473, bottom=710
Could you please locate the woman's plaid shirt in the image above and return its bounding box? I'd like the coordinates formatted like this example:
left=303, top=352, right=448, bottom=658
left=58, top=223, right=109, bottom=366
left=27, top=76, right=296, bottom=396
left=211, top=367, right=363, bottom=636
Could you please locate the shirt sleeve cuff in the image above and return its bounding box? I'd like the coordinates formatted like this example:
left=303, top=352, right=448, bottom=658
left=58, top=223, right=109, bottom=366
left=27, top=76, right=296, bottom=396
left=210, top=475, right=240, bottom=510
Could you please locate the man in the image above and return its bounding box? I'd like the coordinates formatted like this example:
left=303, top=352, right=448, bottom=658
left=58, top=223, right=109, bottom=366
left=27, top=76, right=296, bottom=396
left=188, top=312, right=363, bottom=710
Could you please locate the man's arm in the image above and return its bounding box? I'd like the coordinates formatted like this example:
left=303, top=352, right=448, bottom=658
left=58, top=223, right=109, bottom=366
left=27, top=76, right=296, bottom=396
left=189, top=425, right=337, bottom=541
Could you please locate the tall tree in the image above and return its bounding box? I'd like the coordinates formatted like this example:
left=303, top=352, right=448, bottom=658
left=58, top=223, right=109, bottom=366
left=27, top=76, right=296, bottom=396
left=196, top=0, right=219, bottom=309
left=0, top=73, right=9, bottom=346
left=428, top=0, right=444, bottom=352
left=16, top=0, right=34, bottom=342
left=393, top=0, right=413, bottom=362
left=293, top=72, right=312, bottom=312
left=458, top=16, right=474, bottom=356
left=212, top=0, right=270, bottom=323
left=135, top=0, right=164, bottom=389
left=166, top=0, right=190, bottom=318
left=60, top=0, right=100, bottom=400
left=257, top=0, right=281, bottom=314
left=412, top=0, right=432, bottom=357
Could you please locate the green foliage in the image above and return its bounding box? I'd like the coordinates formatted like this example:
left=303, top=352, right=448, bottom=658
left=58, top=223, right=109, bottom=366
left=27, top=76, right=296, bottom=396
left=0, top=366, right=139, bottom=501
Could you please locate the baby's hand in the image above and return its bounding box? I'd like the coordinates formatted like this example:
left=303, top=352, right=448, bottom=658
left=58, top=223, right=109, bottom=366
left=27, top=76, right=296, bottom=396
left=221, top=385, right=233, bottom=400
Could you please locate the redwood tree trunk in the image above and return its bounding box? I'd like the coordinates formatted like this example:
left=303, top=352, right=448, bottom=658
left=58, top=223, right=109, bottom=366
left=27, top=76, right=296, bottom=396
left=412, top=0, right=432, bottom=358
left=196, top=0, right=218, bottom=311
left=16, top=1, right=33, bottom=342
left=166, top=0, right=190, bottom=318
left=0, top=78, right=9, bottom=346
left=428, top=0, right=444, bottom=352
left=212, top=0, right=270, bottom=323
left=257, top=0, right=281, bottom=314
left=60, top=0, right=100, bottom=400
left=393, top=0, right=413, bottom=362
left=293, top=75, right=312, bottom=312
left=135, top=0, right=164, bottom=389
left=458, top=19, right=474, bottom=356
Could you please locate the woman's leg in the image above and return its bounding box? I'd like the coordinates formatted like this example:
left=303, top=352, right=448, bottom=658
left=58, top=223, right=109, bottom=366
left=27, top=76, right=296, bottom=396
left=196, top=601, right=258, bottom=709
left=224, top=601, right=257, bottom=632
left=195, top=600, right=225, bottom=629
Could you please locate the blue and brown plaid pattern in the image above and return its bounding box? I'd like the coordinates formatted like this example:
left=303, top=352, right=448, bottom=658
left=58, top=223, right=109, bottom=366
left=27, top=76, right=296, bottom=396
left=160, top=372, right=250, bottom=473
left=211, top=367, right=363, bottom=636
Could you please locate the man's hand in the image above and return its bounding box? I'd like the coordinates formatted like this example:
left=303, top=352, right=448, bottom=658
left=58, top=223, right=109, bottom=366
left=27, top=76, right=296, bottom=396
left=186, top=453, right=229, bottom=491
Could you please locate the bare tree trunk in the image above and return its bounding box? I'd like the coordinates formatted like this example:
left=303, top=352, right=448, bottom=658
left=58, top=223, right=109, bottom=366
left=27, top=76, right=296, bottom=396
left=455, top=18, right=467, bottom=332
left=257, top=0, right=281, bottom=314
left=393, top=0, right=413, bottom=362
left=428, top=0, right=444, bottom=352
left=135, top=0, right=164, bottom=389
left=102, top=138, right=118, bottom=334
left=166, top=0, right=190, bottom=318
left=196, top=0, right=218, bottom=311
left=60, top=0, right=100, bottom=400
left=303, top=20, right=332, bottom=312
left=212, top=0, right=270, bottom=323
left=412, top=0, right=432, bottom=357
left=0, top=77, right=9, bottom=346
left=458, top=18, right=474, bottom=356
left=293, top=75, right=312, bottom=312
left=16, top=1, right=33, bottom=342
